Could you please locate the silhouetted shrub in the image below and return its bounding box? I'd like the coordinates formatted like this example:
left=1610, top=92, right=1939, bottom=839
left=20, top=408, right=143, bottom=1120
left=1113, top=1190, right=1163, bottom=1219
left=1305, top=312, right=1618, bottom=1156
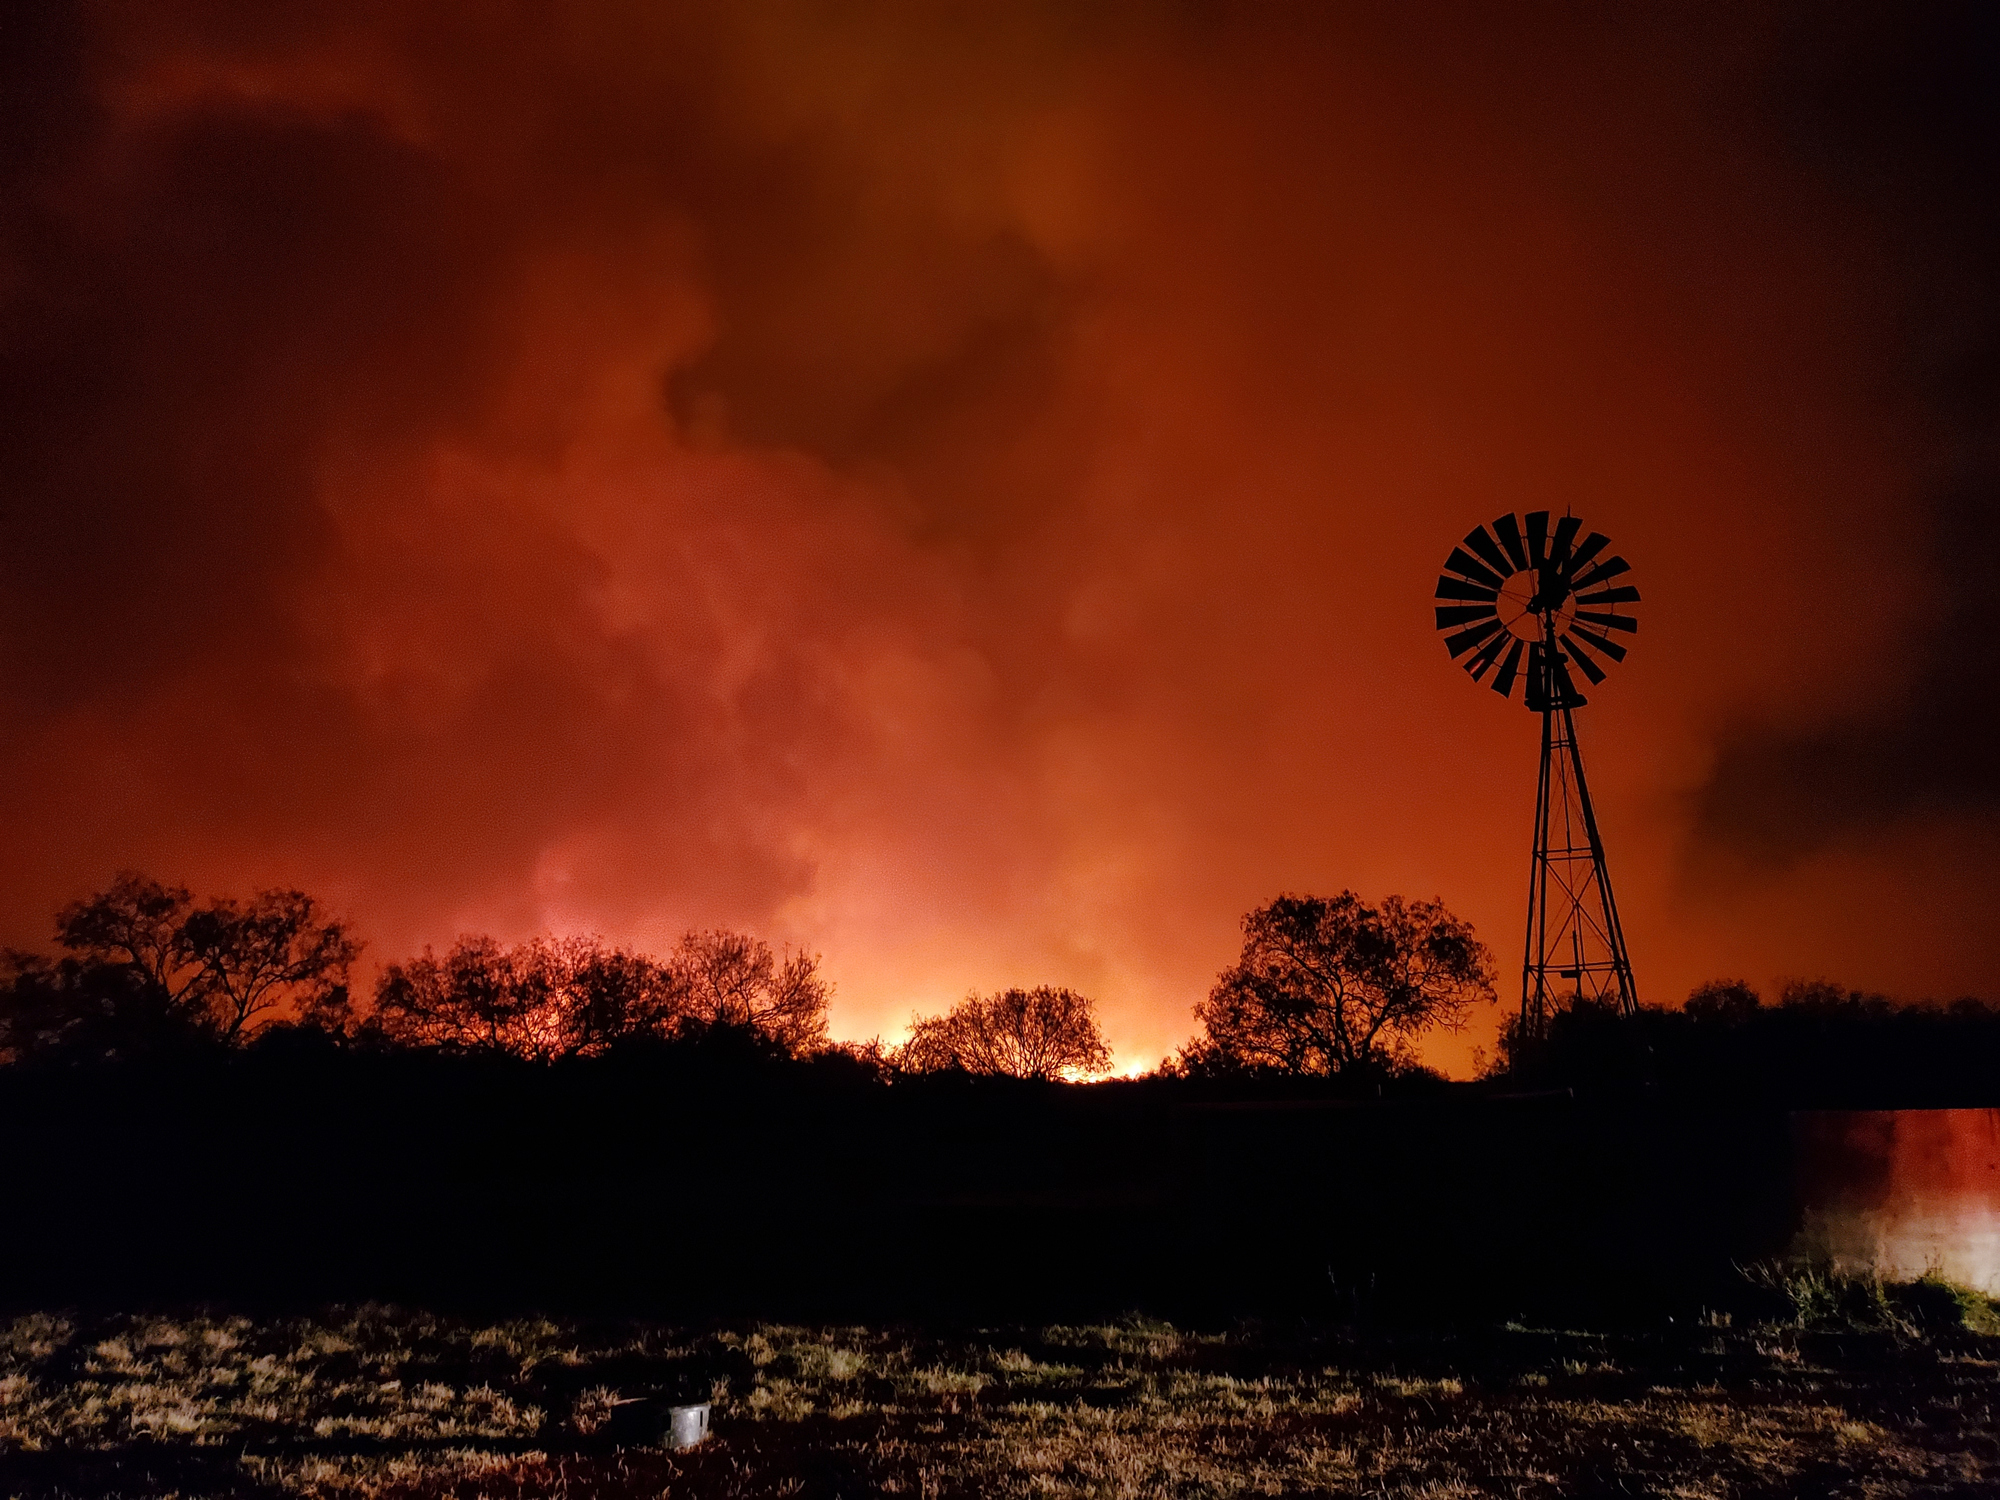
left=896, top=987, right=1112, bottom=1080
left=0, top=950, right=215, bottom=1064
left=1685, top=979, right=1760, bottom=1026
left=1498, top=978, right=2000, bottom=1106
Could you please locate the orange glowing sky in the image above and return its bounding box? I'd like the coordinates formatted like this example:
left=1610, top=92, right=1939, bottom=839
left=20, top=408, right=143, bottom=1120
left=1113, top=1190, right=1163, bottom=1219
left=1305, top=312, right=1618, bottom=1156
left=3, top=3, right=1996, bottom=1072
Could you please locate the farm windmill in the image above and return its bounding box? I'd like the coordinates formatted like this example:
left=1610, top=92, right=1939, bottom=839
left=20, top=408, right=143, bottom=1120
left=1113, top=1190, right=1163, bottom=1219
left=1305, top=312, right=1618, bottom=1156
left=1433, top=511, right=1640, bottom=1037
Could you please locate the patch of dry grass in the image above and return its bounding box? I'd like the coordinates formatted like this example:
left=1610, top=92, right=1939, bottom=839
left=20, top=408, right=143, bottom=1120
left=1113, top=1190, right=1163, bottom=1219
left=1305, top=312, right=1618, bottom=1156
left=0, top=1307, right=1993, bottom=1496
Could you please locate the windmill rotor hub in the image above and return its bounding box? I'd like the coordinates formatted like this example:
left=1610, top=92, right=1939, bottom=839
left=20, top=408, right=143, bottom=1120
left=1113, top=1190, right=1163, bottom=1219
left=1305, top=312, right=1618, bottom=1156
left=1497, top=568, right=1573, bottom=641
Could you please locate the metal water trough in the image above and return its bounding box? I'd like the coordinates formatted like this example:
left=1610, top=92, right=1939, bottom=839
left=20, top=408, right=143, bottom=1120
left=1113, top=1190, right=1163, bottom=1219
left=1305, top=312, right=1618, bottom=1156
left=667, top=1401, right=711, bottom=1450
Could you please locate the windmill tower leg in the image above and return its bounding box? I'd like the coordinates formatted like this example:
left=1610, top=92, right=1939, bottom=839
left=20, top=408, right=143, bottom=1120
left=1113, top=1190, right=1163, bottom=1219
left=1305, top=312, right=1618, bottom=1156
left=1522, top=706, right=1556, bottom=1039
left=1557, top=701, right=1638, bottom=1016
left=1520, top=693, right=1638, bottom=1040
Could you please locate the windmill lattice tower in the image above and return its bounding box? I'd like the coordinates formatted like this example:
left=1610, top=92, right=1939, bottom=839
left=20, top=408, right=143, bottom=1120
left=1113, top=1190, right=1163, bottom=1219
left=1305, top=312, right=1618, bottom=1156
left=1433, top=511, right=1640, bottom=1038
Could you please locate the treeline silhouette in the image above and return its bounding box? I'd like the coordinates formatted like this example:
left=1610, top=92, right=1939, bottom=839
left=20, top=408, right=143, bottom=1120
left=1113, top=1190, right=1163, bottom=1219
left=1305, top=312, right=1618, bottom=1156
left=1500, top=978, right=2000, bottom=1108
left=0, top=875, right=1991, bottom=1323
left=0, top=873, right=844, bottom=1067
left=2, top=878, right=1495, bottom=1086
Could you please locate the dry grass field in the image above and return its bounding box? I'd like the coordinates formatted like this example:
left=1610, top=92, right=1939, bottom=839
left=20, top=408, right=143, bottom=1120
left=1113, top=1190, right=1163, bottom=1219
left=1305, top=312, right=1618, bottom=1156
left=2, top=1299, right=1996, bottom=1498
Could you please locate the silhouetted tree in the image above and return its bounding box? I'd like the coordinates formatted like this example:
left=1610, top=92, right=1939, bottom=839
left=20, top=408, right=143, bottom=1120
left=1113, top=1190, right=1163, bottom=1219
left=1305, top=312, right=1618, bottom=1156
left=555, top=936, right=689, bottom=1054
left=3, top=873, right=359, bottom=1056
left=1685, top=978, right=1761, bottom=1025
left=1778, top=977, right=1894, bottom=1017
left=1185, top=892, right=1495, bottom=1077
left=896, top=986, right=1113, bottom=1080
left=671, top=929, right=831, bottom=1054
left=370, top=935, right=678, bottom=1058
left=371, top=936, right=538, bottom=1055
left=177, top=889, right=360, bottom=1037
left=51, top=874, right=207, bottom=1007
left=370, top=929, right=831, bottom=1058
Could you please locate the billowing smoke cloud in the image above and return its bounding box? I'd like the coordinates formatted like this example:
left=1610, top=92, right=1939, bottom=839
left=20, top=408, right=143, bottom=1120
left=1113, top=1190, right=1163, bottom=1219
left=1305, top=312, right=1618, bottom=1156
left=1693, top=3, right=2000, bottom=863
left=0, top=0, right=1175, bottom=1050
left=3, top=2, right=1995, bottom=1069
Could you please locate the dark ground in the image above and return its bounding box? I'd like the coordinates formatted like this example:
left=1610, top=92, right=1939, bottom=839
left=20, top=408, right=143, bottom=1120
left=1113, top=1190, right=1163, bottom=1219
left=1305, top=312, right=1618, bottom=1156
left=0, top=1050, right=1798, bottom=1326
left=3, top=1051, right=1994, bottom=1494
left=2, top=1306, right=1996, bottom=1497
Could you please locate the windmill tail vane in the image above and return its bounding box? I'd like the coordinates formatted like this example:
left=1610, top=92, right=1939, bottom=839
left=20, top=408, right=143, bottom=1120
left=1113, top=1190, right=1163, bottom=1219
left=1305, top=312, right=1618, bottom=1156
left=1433, top=509, right=1641, bottom=1036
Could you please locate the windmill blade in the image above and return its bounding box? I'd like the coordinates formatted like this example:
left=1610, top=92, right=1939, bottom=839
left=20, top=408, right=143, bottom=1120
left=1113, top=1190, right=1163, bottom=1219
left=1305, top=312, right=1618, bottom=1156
left=1491, top=637, right=1524, bottom=696
left=1461, top=525, right=1512, bottom=578
left=1579, top=585, right=1641, bottom=606
left=1525, top=642, right=1549, bottom=711
left=1571, top=555, right=1630, bottom=590
left=1444, top=548, right=1506, bottom=591
left=1576, top=608, right=1637, bottom=633
left=1443, top=617, right=1503, bottom=658
left=1465, top=627, right=1511, bottom=679
left=1435, top=604, right=1497, bottom=629
left=1550, top=515, right=1582, bottom=567
left=1566, top=531, right=1611, bottom=576
left=1568, top=624, right=1628, bottom=662
left=1526, top=511, right=1549, bottom=566
left=1436, top=574, right=1499, bottom=601
left=1492, top=513, right=1530, bottom=571
left=1561, top=635, right=1608, bottom=683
